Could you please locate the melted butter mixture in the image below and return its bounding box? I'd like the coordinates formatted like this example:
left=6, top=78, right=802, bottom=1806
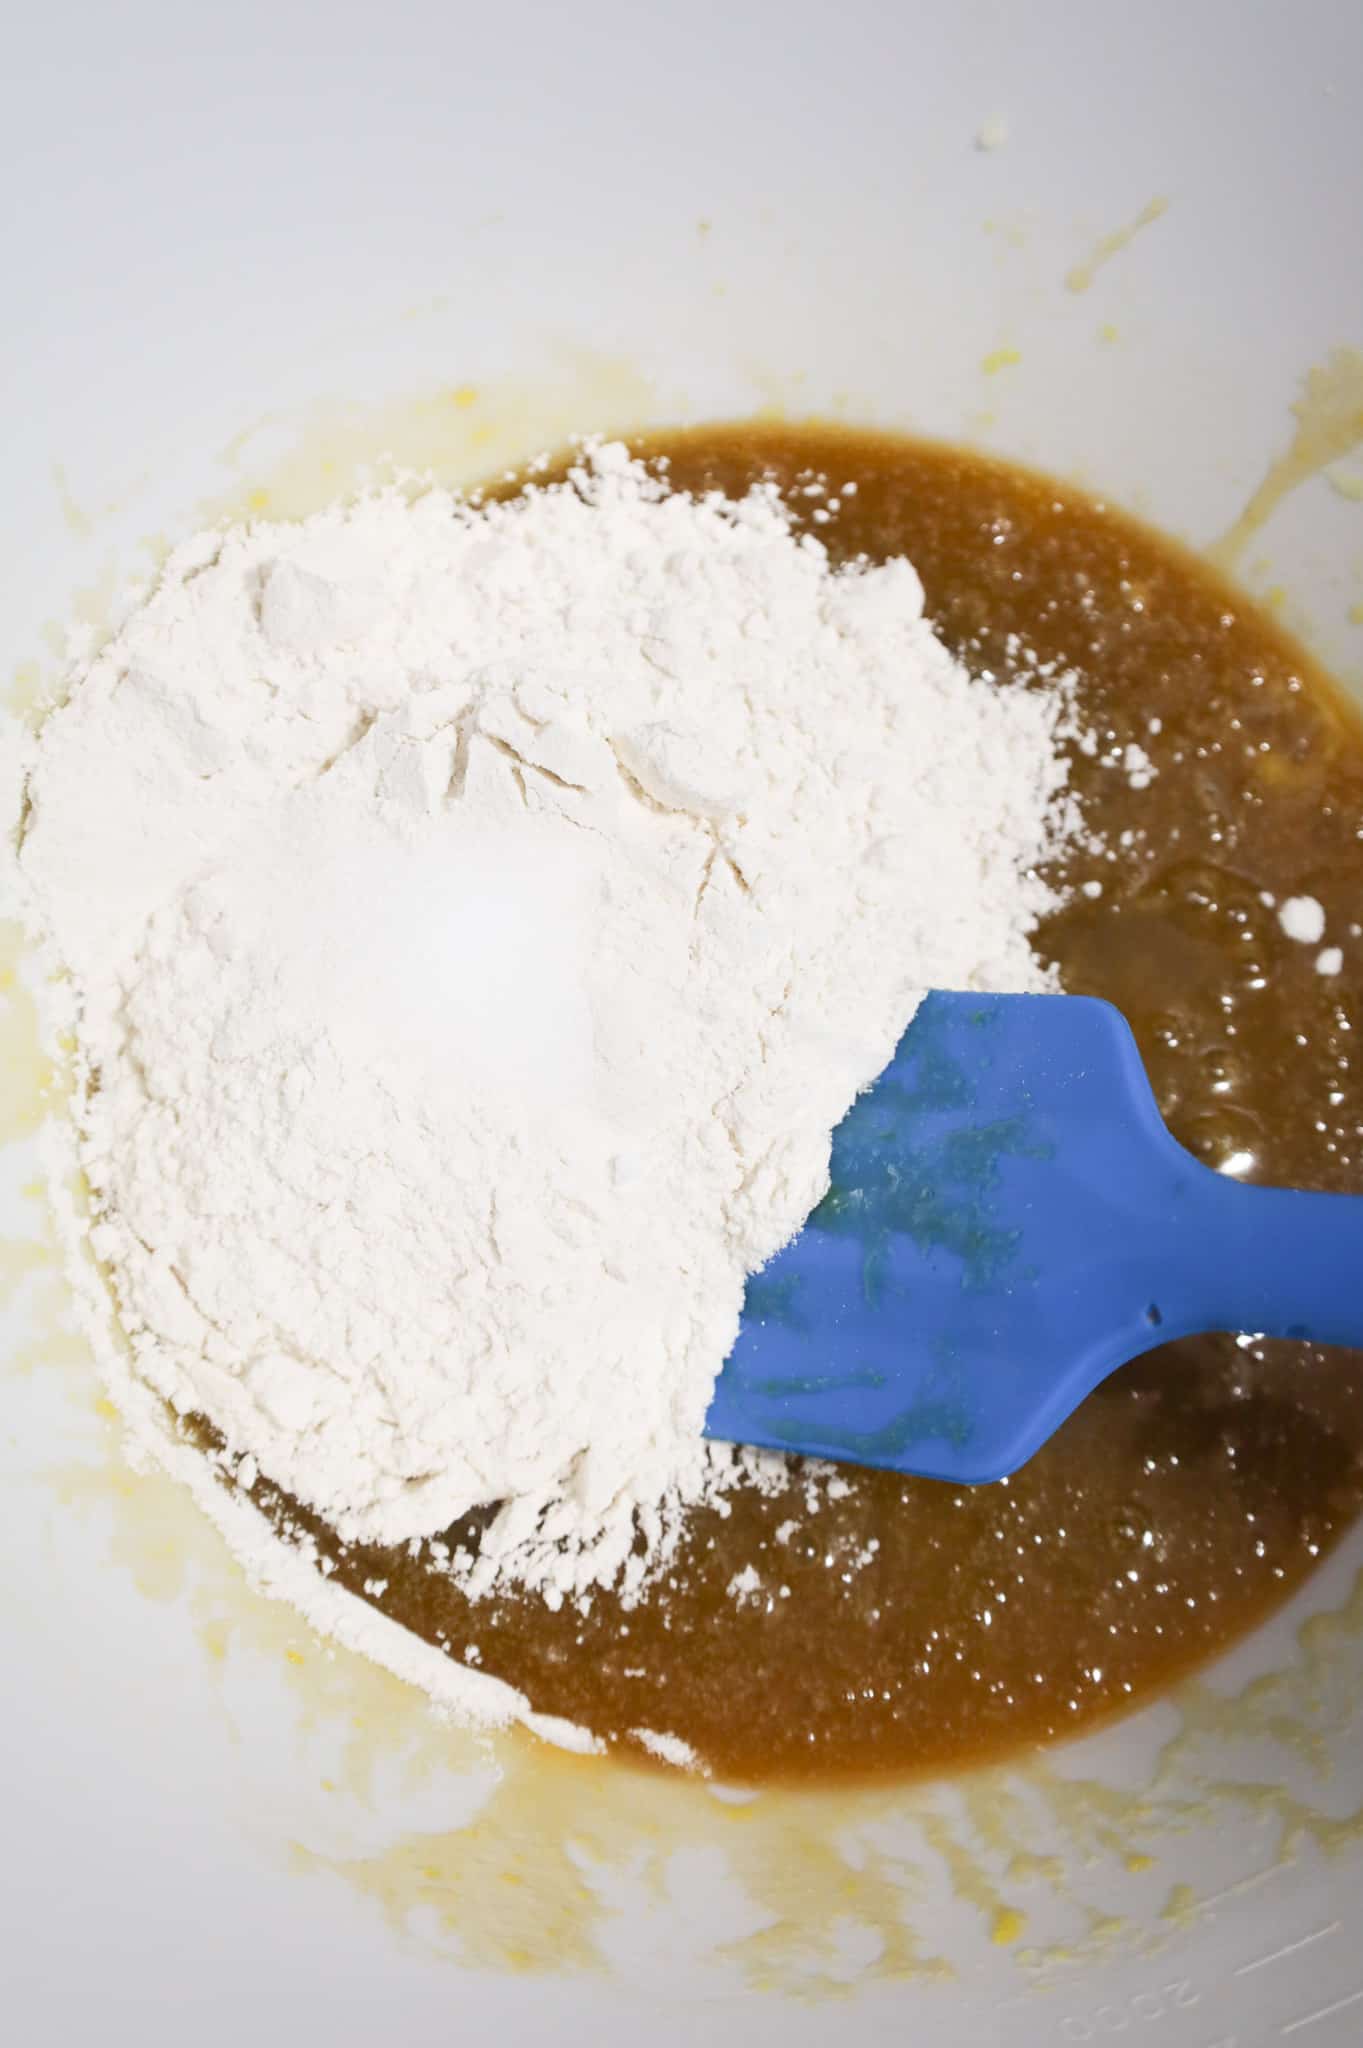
left=226, top=424, right=1363, bottom=1785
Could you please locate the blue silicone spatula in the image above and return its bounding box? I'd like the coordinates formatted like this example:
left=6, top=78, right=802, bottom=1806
left=704, top=991, right=1363, bottom=1484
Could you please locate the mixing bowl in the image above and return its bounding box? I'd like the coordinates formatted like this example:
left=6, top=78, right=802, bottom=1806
left=4, top=4, right=1362, bottom=2042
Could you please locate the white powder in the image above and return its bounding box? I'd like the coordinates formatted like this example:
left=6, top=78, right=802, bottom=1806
left=19, top=443, right=1078, bottom=1629
left=727, top=1564, right=765, bottom=1608
left=1121, top=741, right=1157, bottom=790
left=1316, top=946, right=1343, bottom=977
left=1279, top=894, right=1327, bottom=945
left=631, top=1728, right=706, bottom=1773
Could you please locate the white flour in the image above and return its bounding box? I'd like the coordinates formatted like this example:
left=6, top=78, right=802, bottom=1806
left=19, top=443, right=1079, bottom=1632
left=1279, top=894, right=1326, bottom=945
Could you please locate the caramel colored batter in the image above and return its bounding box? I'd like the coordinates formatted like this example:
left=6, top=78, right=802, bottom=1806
left=226, top=425, right=1363, bottom=1785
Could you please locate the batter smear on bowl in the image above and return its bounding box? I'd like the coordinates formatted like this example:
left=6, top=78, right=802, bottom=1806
left=17, top=423, right=1363, bottom=1784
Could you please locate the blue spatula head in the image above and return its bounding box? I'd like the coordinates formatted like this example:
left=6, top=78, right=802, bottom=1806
left=704, top=991, right=1363, bottom=1484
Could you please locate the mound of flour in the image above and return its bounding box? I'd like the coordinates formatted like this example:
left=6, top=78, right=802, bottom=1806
left=20, top=443, right=1077, bottom=1609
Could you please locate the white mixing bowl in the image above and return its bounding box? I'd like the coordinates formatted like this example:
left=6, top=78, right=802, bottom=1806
left=3, top=4, right=1362, bottom=2043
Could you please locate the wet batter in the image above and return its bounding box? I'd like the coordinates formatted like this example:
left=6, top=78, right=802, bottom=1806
left=212, top=425, right=1363, bottom=1784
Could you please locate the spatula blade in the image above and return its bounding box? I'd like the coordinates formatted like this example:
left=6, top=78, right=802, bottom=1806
left=704, top=991, right=1200, bottom=1484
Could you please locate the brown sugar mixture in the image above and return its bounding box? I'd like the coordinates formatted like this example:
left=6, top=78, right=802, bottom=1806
left=238, top=424, right=1363, bottom=1785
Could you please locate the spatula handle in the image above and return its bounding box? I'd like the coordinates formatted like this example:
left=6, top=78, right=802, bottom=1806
left=1183, top=1169, right=1363, bottom=1350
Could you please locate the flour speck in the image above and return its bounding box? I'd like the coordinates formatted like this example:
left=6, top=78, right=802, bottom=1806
left=1279, top=895, right=1327, bottom=945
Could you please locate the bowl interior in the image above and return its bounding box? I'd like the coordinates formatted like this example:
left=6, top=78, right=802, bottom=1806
left=3, top=3, right=1362, bottom=2041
